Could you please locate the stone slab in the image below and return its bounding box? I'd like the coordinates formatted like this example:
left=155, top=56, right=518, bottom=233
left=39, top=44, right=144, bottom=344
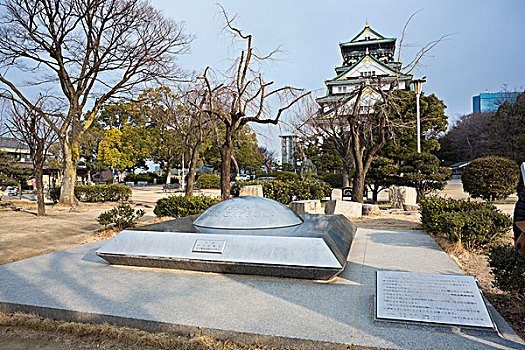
left=239, top=185, right=263, bottom=197
left=289, top=200, right=322, bottom=214
left=389, top=186, right=418, bottom=208
left=325, top=200, right=362, bottom=218
left=376, top=271, right=493, bottom=328
left=331, top=188, right=342, bottom=201
left=362, top=203, right=380, bottom=216
left=403, top=203, right=420, bottom=211
left=0, top=228, right=523, bottom=349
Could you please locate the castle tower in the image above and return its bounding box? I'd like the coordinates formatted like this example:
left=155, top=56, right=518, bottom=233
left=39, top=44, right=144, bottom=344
left=316, top=23, right=412, bottom=112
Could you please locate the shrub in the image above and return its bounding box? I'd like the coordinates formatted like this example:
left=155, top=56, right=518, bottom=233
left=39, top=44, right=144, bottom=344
left=462, top=156, right=519, bottom=201
left=488, top=244, right=525, bottom=297
left=196, top=174, right=221, bottom=189
left=97, top=203, right=145, bottom=230
left=274, top=171, right=300, bottom=181
left=48, top=185, right=132, bottom=203
left=154, top=195, right=221, bottom=218
left=419, top=195, right=495, bottom=233
left=437, top=208, right=512, bottom=250
left=256, top=171, right=299, bottom=182
left=230, top=179, right=331, bottom=204
left=316, top=172, right=344, bottom=188
left=126, top=172, right=153, bottom=184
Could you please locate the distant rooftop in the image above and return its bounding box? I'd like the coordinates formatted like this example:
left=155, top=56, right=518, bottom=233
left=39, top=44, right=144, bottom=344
left=0, top=137, right=29, bottom=150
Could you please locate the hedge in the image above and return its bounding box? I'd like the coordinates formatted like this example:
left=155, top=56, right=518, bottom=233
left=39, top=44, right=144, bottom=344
left=419, top=195, right=495, bottom=233
left=488, top=244, right=525, bottom=297
left=462, top=156, right=520, bottom=201
left=420, top=195, right=512, bottom=251
left=196, top=174, right=221, bottom=189
left=125, top=172, right=157, bottom=184
left=48, top=185, right=132, bottom=203
left=315, top=172, right=344, bottom=188
left=256, top=171, right=299, bottom=182
left=437, top=208, right=512, bottom=250
left=154, top=195, right=221, bottom=218
left=230, top=179, right=331, bottom=204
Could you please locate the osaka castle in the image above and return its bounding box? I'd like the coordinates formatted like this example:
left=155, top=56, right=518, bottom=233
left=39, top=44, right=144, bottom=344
left=316, top=22, right=413, bottom=112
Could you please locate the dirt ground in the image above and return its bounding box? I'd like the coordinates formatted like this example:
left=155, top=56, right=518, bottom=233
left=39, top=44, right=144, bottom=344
left=0, top=182, right=522, bottom=349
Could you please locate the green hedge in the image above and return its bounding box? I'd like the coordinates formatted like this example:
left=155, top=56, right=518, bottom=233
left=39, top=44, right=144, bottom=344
left=154, top=195, right=221, bottom=218
left=196, top=174, right=221, bottom=189
left=488, top=244, right=525, bottom=297
left=230, top=179, right=331, bottom=204
left=274, top=171, right=300, bottom=181
left=48, top=185, right=132, bottom=203
left=420, top=195, right=512, bottom=251
left=315, top=172, right=344, bottom=188
left=419, top=195, right=495, bottom=233
left=437, top=208, right=512, bottom=250
left=256, top=171, right=299, bottom=182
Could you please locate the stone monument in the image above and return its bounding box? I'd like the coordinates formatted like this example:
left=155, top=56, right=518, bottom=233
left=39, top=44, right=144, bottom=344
left=97, top=196, right=356, bottom=280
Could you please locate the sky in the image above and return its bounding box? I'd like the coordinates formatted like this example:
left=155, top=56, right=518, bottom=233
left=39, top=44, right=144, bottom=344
left=151, top=0, right=525, bottom=157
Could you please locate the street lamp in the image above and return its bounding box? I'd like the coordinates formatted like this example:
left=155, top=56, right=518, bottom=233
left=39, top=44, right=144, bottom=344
left=412, top=77, right=426, bottom=153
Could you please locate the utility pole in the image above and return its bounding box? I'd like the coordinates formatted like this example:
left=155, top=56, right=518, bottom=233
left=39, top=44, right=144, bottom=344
left=412, top=77, right=426, bottom=153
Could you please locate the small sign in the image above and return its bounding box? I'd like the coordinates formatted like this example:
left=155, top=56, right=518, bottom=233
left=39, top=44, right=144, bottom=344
left=376, top=271, right=493, bottom=328
left=192, top=240, right=226, bottom=254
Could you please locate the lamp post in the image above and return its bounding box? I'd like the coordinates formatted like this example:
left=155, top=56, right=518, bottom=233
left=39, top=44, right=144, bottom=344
left=412, top=77, right=426, bottom=153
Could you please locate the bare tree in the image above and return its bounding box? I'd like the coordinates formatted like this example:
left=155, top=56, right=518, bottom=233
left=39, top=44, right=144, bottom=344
left=0, top=0, right=192, bottom=206
left=198, top=6, right=309, bottom=200
left=181, top=85, right=216, bottom=196
left=4, top=97, right=58, bottom=215
left=319, top=81, right=398, bottom=202
left=257, top=146, right=277, bottom=172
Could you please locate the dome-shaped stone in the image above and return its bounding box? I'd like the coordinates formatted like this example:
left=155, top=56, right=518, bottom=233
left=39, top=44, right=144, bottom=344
left=193, top=196, right=303, bottom=230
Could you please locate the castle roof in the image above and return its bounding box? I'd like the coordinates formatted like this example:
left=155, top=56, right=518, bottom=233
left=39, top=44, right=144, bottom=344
left=339, top=23, right=395, bottom=47
left=326, top=53, right=411, bottom=83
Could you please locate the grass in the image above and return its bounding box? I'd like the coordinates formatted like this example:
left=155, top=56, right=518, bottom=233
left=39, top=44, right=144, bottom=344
left=0, top=312, right=285, bottom=350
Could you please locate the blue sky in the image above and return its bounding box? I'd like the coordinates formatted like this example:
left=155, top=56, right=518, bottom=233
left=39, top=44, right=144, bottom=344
left=152, top=0, right=525, bottom=155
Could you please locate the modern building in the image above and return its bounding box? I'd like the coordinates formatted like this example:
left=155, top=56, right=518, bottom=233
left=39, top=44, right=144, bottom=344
left=472, top=92, right=521, bottom=113
left=280, top=135, right=297, bottom=168
left=316, top=22, right=413, bottom=113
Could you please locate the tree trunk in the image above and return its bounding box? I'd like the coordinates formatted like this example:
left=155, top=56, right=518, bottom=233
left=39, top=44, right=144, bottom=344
left=352, top=167, right=365, bottom=203
left=166, top=164, right=172, bottom=185
left=342, top=171, right=350, bottom=188
left=34, top=145, right=45, bottom=216
left=185, top=144, right=200, bottom=197
left=220, top=134, right=233, bottom=200
left=59, top=140, right=79, bottom=206
left=371, top=186, right=379, bottom=203
left=342, top=162, right=351, bottom=187
left=231, top=155, right=240, bottom=181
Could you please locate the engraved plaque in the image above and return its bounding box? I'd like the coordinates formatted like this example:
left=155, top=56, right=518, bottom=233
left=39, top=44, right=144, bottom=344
left=376, top=271, right=493, bottom=328
left=192, top=239, right=226, bottom=254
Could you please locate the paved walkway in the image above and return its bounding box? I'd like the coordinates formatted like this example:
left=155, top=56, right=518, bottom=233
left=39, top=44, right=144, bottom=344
left=0, top=228, right=523, bottom=349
